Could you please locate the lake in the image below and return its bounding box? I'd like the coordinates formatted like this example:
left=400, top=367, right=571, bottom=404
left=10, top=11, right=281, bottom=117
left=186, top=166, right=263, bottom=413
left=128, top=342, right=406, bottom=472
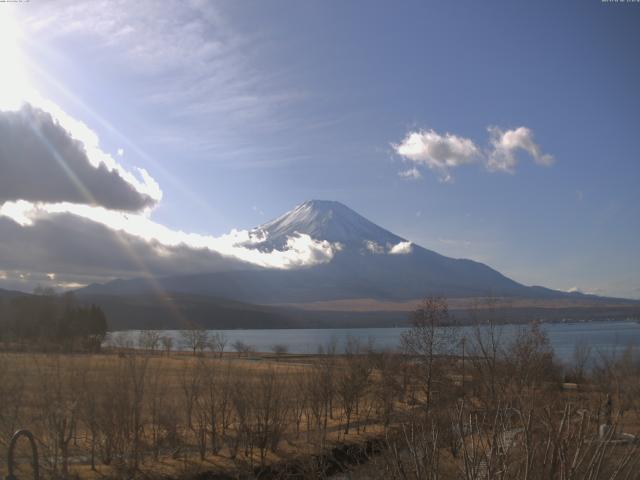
left=111, top=320, right=640, bottom=365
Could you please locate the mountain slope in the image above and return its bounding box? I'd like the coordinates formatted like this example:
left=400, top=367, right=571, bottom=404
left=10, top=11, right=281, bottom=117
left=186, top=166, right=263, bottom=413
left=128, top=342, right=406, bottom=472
left=0, top=288, right=29, bottom=299
left=254, top=201, right=539, bottom=298
left=79, top=200, right=577, bottom=304
left=78, top=293, right=301, bottom=330
left=256, top=200, right=404, bottom=250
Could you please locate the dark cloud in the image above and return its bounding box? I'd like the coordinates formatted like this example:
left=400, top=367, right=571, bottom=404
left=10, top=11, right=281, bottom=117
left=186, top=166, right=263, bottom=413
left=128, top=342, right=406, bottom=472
left=0, top=105, right=158, bottom=211
left=0, top=213, right=253, bottom=291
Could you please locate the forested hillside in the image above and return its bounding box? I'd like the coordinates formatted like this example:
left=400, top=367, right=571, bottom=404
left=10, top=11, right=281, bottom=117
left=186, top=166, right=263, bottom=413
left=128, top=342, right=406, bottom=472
left=0, top=289, right=107, bottom=351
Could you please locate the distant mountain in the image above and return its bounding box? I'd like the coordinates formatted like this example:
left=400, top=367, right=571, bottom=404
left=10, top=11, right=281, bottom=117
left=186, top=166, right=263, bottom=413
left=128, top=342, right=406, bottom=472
left=78, top=293, right=297, bottom=330
left=77, top=292, right=434, bottom=330
left=0, top=288, right=29, bottom=299
left=74, top=292, right=640, bottom=330
left=79, top=200, right=586, bottom=304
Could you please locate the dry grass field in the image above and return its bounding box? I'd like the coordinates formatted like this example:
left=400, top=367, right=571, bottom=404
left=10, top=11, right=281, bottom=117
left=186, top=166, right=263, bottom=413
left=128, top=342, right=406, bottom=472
left=0, top=349, right=391, bottom=479
left=1, top=308, right=640, bottom=479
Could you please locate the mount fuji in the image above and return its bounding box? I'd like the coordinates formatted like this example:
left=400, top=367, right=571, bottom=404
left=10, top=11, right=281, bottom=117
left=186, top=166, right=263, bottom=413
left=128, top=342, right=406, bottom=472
left=80, top=200, right=570, bottom=303
left=255, top=200, right=405, bottom=251
left=76, top=200, right=640, bottom=328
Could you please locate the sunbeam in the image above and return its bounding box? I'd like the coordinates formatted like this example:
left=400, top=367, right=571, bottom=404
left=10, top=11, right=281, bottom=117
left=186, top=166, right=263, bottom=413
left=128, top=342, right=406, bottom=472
left=0, top=8, right=33, bottom=110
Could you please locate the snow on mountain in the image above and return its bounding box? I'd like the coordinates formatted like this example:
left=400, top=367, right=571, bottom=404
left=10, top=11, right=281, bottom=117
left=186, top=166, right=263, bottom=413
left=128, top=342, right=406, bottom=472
left=78, top=200, right=578, bottom=303
left=254, top=200, right=408, bottom=254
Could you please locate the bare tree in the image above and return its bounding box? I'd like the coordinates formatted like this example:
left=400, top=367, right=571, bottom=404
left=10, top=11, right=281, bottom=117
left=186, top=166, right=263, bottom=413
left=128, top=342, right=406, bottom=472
left=180, top=359, right=207, bottom=460
left=468, top=296, right=507, bottom=408
left=313, top=339, right=338, bottom=442
left=138, top=330, right=161, bottom=353
left=79, top=362, right=101, bottom=470
left=401, top=297, right=457, bottom=413
left=570, top=338, right=592, bottom=383
left=95, top=358, right=129, bottom=466
left=252, top=368, right=289, bottom=464
left=372, top=350, right=403, bottom=430
left=181, top=324, right=209, bottom=356
left=160, top=335, right=174, bottom=355
left=35, top=355, right=83, bottom=477
left=202, top=359, right=221, bottom=454
left=593, top=343, right=639, bottom=432
left=112, top=331, right=134, bottom=351
left=0, top=353, right=25, bottom=448
left=380, top=419, right=442, bottom=480
left=306, top=367, right=326, bottom=444
left=289, top=369, right=309, bottom=438
left=336, top=337, right=373, bottom=434
left=232, top=340, right=253, bottom=357
left=463, top=400, right=640, bottom=480
left=271, top=343, right=289, bottom=360
left=124, top=353, right=149, bottom=471
left=229, top=372, right=251, bottom=460
left=506, top=322, right=558, bottom=404
left=210, top=331, right=228, bottom=358
left=146, top=358, right=170, bottom=461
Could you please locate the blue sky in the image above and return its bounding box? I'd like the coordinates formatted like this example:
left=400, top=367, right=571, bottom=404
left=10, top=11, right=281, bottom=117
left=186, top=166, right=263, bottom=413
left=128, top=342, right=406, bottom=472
left=1, top=0, right=639, bottom=298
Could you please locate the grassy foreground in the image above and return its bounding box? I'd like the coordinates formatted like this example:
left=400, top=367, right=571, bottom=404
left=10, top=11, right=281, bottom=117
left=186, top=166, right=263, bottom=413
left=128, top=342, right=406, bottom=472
left=0, top=349, right=391, bottom=479
left=2, top=314, right=640, bottom=479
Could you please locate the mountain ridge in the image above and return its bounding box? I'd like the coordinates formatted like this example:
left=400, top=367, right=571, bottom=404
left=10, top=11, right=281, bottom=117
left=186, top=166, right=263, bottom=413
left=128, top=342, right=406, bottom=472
left=79, top=200, right=595, bottom=304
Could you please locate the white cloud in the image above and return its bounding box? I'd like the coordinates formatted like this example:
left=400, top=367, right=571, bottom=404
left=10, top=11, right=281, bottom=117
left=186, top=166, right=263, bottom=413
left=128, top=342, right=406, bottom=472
left=394, top=126, right=554, bottom=180
left=0, top=201, right=338, bottom=271
left=389, top=241, right=412, bottom=255
left=566, top=286, right=608, bottom=296
left=56, top=282, right=86, bottom=290
left=0, top=200, right=34, bottom=227
left=487, top=126, right=554, bottom=173
left=364, top=240, right=385, bottom=254
left=0, top=208, right=342, bottom=292
left=393, top=129, right=479, bottom=182
left=398, top=167, right=422, bottom=180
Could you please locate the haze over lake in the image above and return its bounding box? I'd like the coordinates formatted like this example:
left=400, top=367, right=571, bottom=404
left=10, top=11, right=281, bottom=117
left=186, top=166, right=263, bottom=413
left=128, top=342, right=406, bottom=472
left=115, top=320, right=640, bottom=364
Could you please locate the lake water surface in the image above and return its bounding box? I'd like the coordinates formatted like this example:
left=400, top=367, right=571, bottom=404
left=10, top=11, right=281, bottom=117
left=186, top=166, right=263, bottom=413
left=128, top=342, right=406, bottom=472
left=113, top=320, right=640, bottom=364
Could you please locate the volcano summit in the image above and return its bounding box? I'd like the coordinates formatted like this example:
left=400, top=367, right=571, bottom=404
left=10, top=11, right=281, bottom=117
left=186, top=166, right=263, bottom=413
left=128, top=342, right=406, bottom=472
left=81, top=200, right=578, bottom=303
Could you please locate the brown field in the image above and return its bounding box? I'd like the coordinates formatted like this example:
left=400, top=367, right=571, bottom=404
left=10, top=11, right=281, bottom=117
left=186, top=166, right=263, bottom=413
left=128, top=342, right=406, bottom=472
left=1, top=313, right=640, bottom=479
left=0, top=349, right=390, bottom=479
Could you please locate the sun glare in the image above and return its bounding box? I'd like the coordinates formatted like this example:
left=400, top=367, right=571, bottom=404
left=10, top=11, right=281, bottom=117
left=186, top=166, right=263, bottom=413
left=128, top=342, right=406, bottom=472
left=0, top=9, right=32, bottom=110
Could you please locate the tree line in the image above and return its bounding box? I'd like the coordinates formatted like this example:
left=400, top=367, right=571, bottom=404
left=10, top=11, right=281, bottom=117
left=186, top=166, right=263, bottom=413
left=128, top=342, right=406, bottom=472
left=0, top=288, right=107, bottom=352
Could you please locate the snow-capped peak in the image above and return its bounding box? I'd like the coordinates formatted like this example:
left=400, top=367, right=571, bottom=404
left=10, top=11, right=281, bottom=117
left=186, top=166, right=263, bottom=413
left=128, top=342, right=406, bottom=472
left=254, top=200, right=405, bottom=250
